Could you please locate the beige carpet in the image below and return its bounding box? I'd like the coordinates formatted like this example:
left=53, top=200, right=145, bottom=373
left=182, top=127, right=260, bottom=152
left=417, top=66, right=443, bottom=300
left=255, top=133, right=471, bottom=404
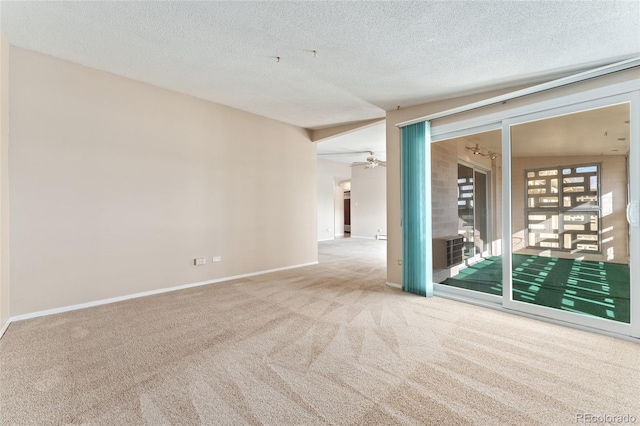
left=1, top=238, right=638, bottom=425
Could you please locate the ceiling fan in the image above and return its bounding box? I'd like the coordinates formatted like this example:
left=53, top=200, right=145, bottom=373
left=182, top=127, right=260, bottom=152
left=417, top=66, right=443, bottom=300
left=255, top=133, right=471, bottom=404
left=318, top=150, right=386, bottom=169
left=352, top=151, right=386, bottom=169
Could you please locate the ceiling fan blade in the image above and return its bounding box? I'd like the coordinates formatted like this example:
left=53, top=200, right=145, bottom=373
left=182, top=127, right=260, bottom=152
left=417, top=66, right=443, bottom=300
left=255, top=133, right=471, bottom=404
left=318, top=151, right=372, bottom=156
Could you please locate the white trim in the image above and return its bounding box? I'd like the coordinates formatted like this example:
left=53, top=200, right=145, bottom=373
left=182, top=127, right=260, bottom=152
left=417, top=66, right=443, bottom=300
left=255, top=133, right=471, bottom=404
left=431, top=80, right=640, bottom=137
left=0, top=320, right=10, bottom=339
left=386, top=281, right=401, bottom=289
left=502, top=118, right=513, bottom=311
left=6, top=261, right=318, bottom=324
left=431, top=122, right=501, bottom=142
left=630, top=90, right=640, bottom=338
left=318, top=238, right=335, bottom=242
left=397, top=57, right=640, bottom=127
left=434, top=283, right=502, bottom=305
left=350, top=236, right=377, bottom=240
left=424, top=121, right=433, bottom=296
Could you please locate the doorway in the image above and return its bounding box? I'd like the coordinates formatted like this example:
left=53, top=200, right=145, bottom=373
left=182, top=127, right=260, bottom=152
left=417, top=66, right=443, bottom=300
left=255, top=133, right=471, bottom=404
left=457, top=163, right=490, bottom=261
left=344, top=190, right=351, bottom=236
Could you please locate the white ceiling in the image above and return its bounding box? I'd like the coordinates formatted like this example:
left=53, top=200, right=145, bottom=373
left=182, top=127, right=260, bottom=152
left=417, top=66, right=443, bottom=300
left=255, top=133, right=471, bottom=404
left=1, top=1, right=638, bottom=161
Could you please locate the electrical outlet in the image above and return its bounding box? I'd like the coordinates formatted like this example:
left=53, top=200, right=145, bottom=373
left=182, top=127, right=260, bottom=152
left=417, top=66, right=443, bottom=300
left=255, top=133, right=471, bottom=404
left=397, top=259, right=402, bottom=265
left=194, top=257, right=206, bottom=266
left=212, top=256, right=222, bottom=262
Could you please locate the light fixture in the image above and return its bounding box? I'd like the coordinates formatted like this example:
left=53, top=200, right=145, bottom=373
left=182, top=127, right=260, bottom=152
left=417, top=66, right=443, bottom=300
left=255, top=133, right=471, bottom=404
left=466, top=143, right=498, bottom=159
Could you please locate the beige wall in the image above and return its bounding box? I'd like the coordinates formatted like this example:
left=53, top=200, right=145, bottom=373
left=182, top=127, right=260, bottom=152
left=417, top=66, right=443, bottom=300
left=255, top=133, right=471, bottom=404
left=0, top=34, right=9, bottom=331
left=351, top=164, right=386, bottom=238
left=512, top=155, right=628, bottom=263
left=386, top=68, right=640, bottom=285
left=9, top=47, right=317, bottom=316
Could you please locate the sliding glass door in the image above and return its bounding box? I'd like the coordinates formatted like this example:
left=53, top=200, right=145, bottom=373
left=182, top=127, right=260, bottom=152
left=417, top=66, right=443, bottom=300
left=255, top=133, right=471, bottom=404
left=503, top=95, right=638, bottom=336
left=431, top=130, right=501, bottom=298
left=430, top=91, right=639, bottom=338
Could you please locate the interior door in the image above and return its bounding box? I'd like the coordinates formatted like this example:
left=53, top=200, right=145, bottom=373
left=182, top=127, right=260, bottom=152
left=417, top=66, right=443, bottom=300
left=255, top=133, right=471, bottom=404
left=344, top=197, right=351, bottom=233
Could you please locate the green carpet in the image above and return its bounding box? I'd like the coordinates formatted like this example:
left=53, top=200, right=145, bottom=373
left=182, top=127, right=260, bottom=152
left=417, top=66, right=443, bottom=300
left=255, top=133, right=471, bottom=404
left=442, top=254, right=630, bottom=323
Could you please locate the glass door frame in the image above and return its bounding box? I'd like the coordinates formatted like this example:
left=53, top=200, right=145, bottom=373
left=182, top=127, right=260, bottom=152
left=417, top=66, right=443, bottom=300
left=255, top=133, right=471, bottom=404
left=432, top=125, right=503, bottom=305
left=431, top=86, right=639, bottom=339
left=502, top=92, right=639, bottom=338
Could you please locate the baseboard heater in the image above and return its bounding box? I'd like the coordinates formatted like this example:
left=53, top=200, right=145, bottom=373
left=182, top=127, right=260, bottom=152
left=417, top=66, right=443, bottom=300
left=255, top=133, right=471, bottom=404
left=376, top=233, right=387, bottom=240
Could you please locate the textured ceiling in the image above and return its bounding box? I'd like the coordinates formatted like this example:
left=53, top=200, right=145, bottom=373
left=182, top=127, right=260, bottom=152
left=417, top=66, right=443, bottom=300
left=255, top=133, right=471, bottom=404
left=2, top=1, right=639, bottom=133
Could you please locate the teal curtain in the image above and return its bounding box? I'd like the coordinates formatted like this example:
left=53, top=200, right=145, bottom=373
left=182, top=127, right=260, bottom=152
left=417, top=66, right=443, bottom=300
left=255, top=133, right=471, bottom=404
left=401, top=121, right=433, bottom=297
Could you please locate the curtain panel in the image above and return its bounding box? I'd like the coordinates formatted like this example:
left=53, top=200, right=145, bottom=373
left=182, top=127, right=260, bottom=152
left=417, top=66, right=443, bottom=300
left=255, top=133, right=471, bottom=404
left=401, top=121, right=432, bottom=297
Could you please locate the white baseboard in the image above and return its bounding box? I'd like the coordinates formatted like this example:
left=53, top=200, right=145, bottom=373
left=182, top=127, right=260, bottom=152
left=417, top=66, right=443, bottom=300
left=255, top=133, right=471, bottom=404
left=5, top=261, right=319, bottom=326
left=317, top=238, right=334, bottom=242
left=0, top=319, right=10, bottom=339
left=386, top=282, right=402, bottom=289
left=350, top=236, right=376, bottom=240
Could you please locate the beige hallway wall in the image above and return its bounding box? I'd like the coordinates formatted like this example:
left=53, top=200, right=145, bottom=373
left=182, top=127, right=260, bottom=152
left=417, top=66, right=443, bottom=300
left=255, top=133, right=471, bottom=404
left=9, top=47, right=317, bottom=316
left=351, top=164, right=386, bottom=239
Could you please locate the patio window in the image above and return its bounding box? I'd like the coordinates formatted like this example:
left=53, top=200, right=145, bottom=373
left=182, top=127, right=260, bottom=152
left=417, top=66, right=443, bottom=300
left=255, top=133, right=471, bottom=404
left=525, top=164, right=600, bottom=252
